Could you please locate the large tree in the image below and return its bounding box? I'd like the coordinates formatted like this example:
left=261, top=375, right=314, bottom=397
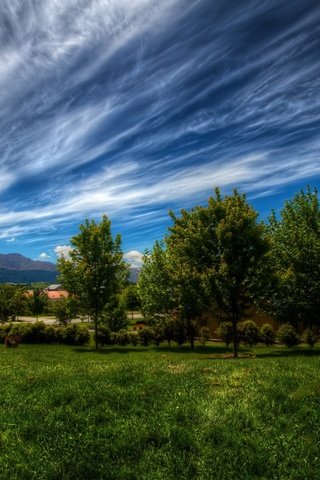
left=167, top=189, right=269, bottom=357
left=57, top=216, right=128, bottom=350
left=268, top=186, right=320, bottom=328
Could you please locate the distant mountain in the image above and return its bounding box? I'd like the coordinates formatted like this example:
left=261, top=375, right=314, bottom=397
left=0, top=269, right=58, bottom=284
left=0, top=253, right=57, bottom=284
left=0, top=253, right=140, bottom=285
left=0, top=253, right=56, bottom=271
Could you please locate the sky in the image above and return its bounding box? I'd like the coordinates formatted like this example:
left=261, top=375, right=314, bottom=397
left=0, top=0, right=320, bottom=268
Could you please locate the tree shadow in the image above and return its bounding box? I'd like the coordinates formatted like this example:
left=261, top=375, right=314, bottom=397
left=255, top=347, right=320, bottom=358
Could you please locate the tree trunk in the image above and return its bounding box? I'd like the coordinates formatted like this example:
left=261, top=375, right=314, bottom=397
left=232, top=318, right=238, bottom=358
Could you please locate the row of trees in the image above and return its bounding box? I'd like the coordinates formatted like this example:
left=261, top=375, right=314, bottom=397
left=138, top=186, right=320, bottom=357
left=37, top=185, right=319, bottom=356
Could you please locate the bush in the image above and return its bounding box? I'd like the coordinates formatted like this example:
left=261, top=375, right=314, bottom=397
left=115, top=329, right=130, bottom=347
left=215, top=321, right=233, bottom=347
left=302, top=328, right=318, bottom=347
left=240, top=320, right=260, bottom=347
left=129, top=332, right=139, bottom=346
left=0, top=323, right=12, bottom=342
left=61, top=324, right=90, bottom=346
left=200, top=326, right=210, bottom=346
left=96, top=325, right=112, bottom=346
left=277, top=324, right=300, bottom=347
left=260, top=323, right=275, bottom=347
left=102, top=305, right=128, bottom=332
left=138, top=327, right=154, bottom=347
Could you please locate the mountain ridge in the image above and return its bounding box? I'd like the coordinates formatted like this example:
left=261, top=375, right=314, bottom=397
left=0, top=253, right=57, bottom=271
left=0, top=253, right=139, bottom=283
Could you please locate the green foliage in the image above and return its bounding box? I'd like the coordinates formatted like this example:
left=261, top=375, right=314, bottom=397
left=49, top=297, right=79, bottom=325
left=239, top=320, right=260, bottom=347
left=302, top=328, right=318, bottom=347
left=102, top=303, right=128, bottom=332
left=200, top=326, right=210, bottom=346
left=260, top=323, right=276, bottom=346
left=138, top=327, right=155, bottom=346
left=1, top=323, right=90, bottom=346
left=57, top=215, right=128, bottom=349
left=0, top=285, right=28, bottom=322
left=27, top=288, right=48, bottom=319
left=215, top=321, right=233, bottom=347
left=138, top=241, right=174, bottom=319
left=121, top=284, right=141, bottom=317
left=268, top=186, right=320, bottom=326
left=167, top=188, right=270, bottom=356
left=96, top=325, right=112, bottom=346
left=277, top=324, right=300, bottom=347
left=128, top=332, right=139, bottom=346
left=114, top=329, right=130, bottom=346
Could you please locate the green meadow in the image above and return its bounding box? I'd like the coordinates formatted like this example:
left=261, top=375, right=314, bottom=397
left=0, top=343, right=320, bottom=480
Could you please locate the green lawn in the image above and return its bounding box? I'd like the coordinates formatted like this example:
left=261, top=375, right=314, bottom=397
left=0, top=343, right=320, bottom=479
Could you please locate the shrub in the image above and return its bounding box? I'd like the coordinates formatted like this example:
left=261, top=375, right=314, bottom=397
left=153, top=326, right=165, bottom=346
left=61, top=324, right=90, bottom=346
left=96, top=325, right=112, bottom=346
left=115, top=329, right=130, bottom=347
left=129, top=332, right=138, bottom=346
left=215, top=321, right=233, bottom=347
left=138, top=327, right=154, bottom=347
left=260, top=323, right=275, bottom=347
left=302, top=328, right=318, bottom=347
left=102, top=305, right=128, bottom=332
left=0, top=323, right=12, bottom=342
left=24, top=322, right=47, bottom=343
left=277, top=324, right=300, bottom=347
left=200, top=326, right=210, bottom=346
left=4, top=334, right=21, bottom=347
left=172, top=322, right=187, bottom=346
left=240, top=320, right=260, bottom=347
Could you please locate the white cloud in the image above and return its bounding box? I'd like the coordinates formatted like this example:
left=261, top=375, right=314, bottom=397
left=6, top=237, right=15, bottom=243
left=39, top=252, right=51, bottom=259
left=54, top=245, right=73, bottom=258
left=123, top=250, right=144, bottom=268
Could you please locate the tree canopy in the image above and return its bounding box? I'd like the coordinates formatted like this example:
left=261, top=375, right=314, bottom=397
left=268, top=186, right=320, bottom=327
left=57, top=215, right=128, bottom=349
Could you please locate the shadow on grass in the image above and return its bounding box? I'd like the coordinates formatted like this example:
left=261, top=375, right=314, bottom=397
left=73, top=344, right=236, bottom=356
left=255, top=346, right=320, bottom=358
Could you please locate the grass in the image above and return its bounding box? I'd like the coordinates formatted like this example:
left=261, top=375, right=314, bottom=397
left=0, top=343, right=320, bottom=479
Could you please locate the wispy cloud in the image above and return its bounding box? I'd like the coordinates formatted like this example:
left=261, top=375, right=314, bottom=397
left=0, top=0, right=319, bottom=257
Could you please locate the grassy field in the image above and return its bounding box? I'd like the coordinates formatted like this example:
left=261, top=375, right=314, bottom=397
left=0, top=343, right=319, bottom=480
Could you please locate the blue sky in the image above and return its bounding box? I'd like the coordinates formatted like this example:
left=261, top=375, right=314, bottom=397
left=0, top=0, right=320, bottom=267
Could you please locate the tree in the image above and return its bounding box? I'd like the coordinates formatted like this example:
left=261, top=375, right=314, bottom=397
left=138, top=241, right=205, bottom=349
left=121, top=284, right=141, bottom=319
left=28, top=289, right=48, bottom=321
left=167, top=189, right=269, bottom=357
left=49, top=297, right=78, bottom=325
left=268, top=186, right=320, bottom=328
left=57, top=216, right=128, bottom=350
left=137, top=241, right=175, bottom=320
left=0, top=285, right=28, bottom=322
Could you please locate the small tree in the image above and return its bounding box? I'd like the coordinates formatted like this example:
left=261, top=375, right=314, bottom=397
left=260, top=323, right=275, bottom=347
left=215, top=321, right=233, bottom=347
left=200, top=326, right=210, bottom=346
left=302, top=329, right=318, bottom=347
left=240, top=320, right=260, bottom=347
left=121, top=285, right=141, bottom=319
left=277, top=324, right=300, bottom=347
left=57, top=216, right=128, bottom=350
